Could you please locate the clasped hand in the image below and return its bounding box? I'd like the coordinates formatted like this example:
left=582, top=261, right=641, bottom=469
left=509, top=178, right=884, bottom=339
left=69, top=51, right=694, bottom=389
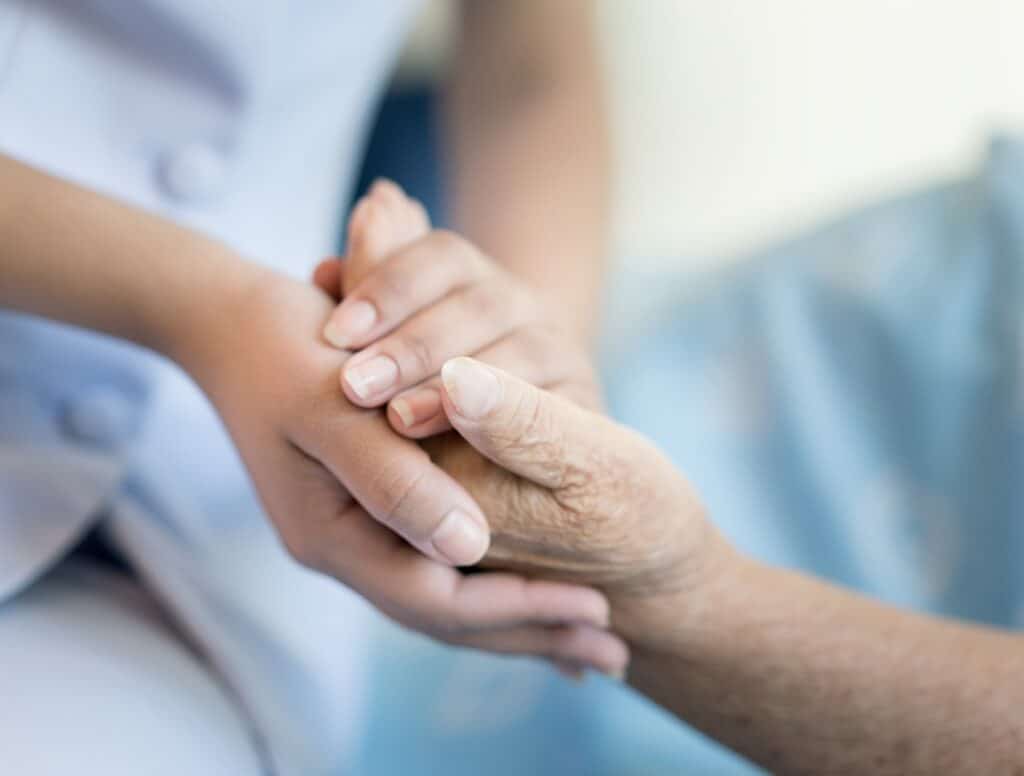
left=186, top=182, right=621, bottom=675
left=197, top=181, right=719, bottom=677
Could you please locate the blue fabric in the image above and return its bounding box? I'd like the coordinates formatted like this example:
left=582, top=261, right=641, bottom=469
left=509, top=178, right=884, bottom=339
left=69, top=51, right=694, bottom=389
left=353, top=136, right=1024, bottom=774
left=349, top=86, right=449, bottom=232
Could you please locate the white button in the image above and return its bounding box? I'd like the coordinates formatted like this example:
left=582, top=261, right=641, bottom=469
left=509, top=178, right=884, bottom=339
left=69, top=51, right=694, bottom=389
left=63, top=389, right=139, bottom=447
left=159, top=142, right=229, bottom=202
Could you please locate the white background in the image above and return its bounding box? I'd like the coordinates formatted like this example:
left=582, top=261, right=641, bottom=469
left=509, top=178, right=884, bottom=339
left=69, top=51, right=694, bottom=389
left=401, top=1, right=1024, bottom=272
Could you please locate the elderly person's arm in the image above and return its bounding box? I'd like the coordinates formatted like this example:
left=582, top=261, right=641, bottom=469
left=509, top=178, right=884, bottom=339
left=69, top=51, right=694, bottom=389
left=431, top=356, right=1024, bottom=775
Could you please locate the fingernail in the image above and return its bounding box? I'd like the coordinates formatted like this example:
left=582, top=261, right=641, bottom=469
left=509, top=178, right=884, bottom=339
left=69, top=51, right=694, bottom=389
left=323, top=300, right=376, bottom=348
left=441, top=358, right=500, bottom=420
left=431, top=507, right=489, bottom=565
left=391, top=389, right=441, bottom=429
left=391, top=398, right=416, bottom=428
left=344, top=355, right=398, bottom=400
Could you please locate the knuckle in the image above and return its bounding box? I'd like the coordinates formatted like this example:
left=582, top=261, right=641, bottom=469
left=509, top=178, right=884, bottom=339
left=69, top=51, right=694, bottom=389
left=431, top=229, right=487, bottom=277
left=373, top=262, right=417, bottom=306
left=455, top=283, right=501, bottom=323
left=556, top=462, right=601, bottom=513
left=394, top=331, right=435, bottom=377
left=493, top=390, right=568, bottom=483
left=549, top=627, right=587, bottom=659
left=548, top=627, right=574, bottom=655
left=366, top=457, right=431, bottom=532
left=553, top=445, right=620, bottom=529
left=308, top=402, right=374, bottom=453
left=430, top=229, right=470, bottom=257
left=509, top=383, right=545, bottom=433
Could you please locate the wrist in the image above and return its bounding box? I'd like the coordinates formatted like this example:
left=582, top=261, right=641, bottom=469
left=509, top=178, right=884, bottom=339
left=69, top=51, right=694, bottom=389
left=610, top=532, right=753, bottom=655
left=157, top=241, right=272, bottom=384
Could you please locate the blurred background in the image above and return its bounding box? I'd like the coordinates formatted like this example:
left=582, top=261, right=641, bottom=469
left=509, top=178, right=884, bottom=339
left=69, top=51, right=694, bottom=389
left=369, top=0, right=1024, bottom=273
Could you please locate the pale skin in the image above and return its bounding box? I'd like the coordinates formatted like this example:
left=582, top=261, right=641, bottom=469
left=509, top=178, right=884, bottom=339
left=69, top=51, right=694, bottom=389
left=336, top=188, right=1024, bottom=774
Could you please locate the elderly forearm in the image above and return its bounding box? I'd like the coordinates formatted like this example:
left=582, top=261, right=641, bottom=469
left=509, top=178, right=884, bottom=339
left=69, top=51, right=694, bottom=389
left=447, top=0, right=609, bottom=343
left=622, top=556, right=1024, bottom=775
left=433, top=350, right=1024, bottom=771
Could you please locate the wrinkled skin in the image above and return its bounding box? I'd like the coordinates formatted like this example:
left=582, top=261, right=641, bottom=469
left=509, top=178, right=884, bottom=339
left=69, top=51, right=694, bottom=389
left=422, top=416, right=711, bottom=604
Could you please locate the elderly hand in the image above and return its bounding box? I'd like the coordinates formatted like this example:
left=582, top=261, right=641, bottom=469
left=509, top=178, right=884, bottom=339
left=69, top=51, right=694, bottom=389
left=426, top=356, right=735, bottom=648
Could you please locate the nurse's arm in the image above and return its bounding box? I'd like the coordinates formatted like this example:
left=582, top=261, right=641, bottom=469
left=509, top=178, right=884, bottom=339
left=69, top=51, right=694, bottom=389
left=447, top=0, right=609, bottom=343
left=437, top=357, right=1024, bottom=775
left=0, top=152, right=256, bottom=359
left=0, top=151, right=491, bottom=566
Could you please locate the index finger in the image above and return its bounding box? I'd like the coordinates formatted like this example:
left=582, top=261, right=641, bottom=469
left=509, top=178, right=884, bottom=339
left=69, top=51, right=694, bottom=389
left=298, top=404, right=491, bottom=566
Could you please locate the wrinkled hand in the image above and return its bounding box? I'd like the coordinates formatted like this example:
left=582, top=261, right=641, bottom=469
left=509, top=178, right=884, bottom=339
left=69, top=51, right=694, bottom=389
left=430, top=356, right=731, bottom=646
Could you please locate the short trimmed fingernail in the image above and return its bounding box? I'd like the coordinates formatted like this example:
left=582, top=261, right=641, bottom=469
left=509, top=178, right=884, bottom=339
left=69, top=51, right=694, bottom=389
left=441, top=358, right=500, bottom=420
left=431, top=507, right=489, bottom=565
left=344, top=355, right=398, bottom=400
left=323, top=300, right=376, bottom=348
left=391, top=398, right=416, bottom=428
left=391, top=389, right=442, bottom=429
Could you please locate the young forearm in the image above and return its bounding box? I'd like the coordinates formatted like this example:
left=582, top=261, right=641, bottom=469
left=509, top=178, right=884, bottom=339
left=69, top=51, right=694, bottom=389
left=447, top=0, right=609, bottom=343
left=623, top=555, right=1024, bottom=774
left=0, top=153, right=259, bottom=367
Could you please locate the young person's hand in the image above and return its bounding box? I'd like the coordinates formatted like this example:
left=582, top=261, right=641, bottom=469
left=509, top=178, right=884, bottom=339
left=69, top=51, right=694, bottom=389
left=313, top=181, right=601, bottom=439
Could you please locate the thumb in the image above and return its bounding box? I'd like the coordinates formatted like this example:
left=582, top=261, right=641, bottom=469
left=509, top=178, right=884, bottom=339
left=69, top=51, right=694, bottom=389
left=439, top=357, right=595, bottom=489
